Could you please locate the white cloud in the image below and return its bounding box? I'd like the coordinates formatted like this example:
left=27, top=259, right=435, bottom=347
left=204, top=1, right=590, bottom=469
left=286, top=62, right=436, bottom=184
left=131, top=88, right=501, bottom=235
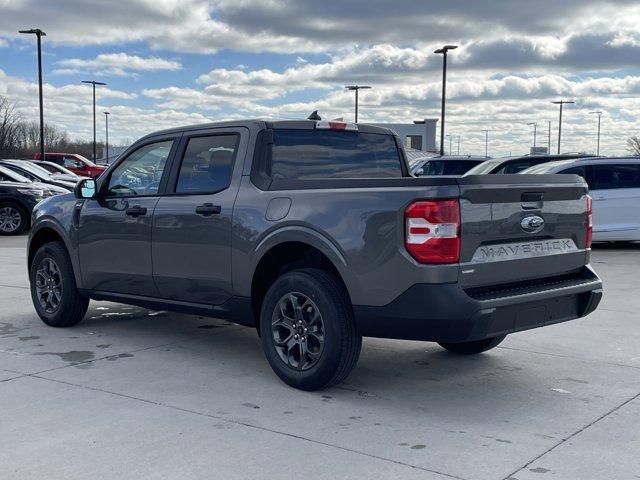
left=54, top=53, right=182, bottom=77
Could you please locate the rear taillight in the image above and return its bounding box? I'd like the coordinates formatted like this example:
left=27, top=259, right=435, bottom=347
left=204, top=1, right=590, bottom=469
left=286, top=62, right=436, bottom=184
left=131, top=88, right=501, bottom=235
left=405, top=199, right=460, bottom=264
left=586, top=194, right=593, bottom=248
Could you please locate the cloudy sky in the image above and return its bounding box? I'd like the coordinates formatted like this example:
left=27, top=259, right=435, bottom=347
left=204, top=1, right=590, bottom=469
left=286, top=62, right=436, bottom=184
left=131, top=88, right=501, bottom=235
left=1, top=0, right=639, bottom=156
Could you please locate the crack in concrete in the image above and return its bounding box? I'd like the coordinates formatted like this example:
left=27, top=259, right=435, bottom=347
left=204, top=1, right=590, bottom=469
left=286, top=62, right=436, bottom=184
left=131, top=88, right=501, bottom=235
left=502, top=390, right=640, bottom=480
left=497, top=345, right=640, bottom=370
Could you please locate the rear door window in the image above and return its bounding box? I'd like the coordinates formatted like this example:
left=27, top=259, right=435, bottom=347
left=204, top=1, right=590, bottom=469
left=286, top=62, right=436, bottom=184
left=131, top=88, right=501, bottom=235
left=592, top=164, right=640, bottom=190
left=271, top=130, right=403, bottom=179
left=175, top=134, right=238, bottom=193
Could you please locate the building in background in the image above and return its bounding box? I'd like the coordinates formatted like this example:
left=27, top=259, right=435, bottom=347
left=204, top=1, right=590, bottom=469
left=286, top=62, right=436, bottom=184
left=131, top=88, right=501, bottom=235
left=369, top=119, right=438, bottom=152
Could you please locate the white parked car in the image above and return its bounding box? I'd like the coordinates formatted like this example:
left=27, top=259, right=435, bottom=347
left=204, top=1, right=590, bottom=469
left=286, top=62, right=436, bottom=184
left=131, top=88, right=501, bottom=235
left=521, top=157, right=640, bottom=242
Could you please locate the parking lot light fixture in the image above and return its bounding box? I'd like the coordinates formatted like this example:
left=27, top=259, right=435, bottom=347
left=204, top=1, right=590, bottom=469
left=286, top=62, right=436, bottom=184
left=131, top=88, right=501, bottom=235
left=18, top=28, right=46, bottom=161
left=82, top=80, right=107, bottom=162
left=589, top=111, right=603, bottom=156
left=551, top=100, right=574, bottom=154
left=345, top=85, right=371, bottom=123
left=434, top=45, right=458, bottom=156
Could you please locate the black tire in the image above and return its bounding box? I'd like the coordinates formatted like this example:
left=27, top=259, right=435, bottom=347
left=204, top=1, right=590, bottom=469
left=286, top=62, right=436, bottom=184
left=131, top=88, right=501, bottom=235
left=29, top=241, right=89, bottom=327
left=259, top=268, right=361, bottom=391
left=438, top=335, right=507, bottom=355
left=0, top=202, right=28, bottom=235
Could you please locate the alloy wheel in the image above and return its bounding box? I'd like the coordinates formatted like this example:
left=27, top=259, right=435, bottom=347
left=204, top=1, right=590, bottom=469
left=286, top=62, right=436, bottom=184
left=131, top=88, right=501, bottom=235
left=271, top=292, right=325, bottom=371
left=35, top=258, right=63, bottom=314
left=0, top=206, right=21, bottom=233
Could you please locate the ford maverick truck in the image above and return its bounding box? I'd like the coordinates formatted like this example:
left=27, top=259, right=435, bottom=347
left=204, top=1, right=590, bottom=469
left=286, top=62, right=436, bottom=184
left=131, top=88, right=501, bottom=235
left=27, top=119, right=602, bottom=390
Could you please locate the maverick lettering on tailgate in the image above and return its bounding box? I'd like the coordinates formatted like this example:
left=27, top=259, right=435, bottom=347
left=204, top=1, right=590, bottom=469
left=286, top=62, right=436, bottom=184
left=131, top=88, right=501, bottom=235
left=470, top=239, right=578, bottom=264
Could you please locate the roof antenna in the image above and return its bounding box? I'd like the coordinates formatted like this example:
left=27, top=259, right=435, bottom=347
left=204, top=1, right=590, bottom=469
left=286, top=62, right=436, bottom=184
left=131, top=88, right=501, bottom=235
left=307, top=110, right=321, bottom=121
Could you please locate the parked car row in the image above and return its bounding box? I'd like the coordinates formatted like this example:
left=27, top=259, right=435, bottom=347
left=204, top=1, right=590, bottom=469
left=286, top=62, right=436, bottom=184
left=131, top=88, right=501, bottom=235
left=33, top=152, right=107, bottom=178
left=0, top=158, right=90, bottom=235
left=408, top=150, right=639, bottom=242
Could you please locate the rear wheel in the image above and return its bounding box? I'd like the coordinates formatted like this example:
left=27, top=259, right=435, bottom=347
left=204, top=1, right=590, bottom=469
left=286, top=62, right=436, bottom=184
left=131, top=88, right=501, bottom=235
left=0, top=202, right=28, bottom=235
left=259, top=268, right=361, bottom=391
left=438, top=335, right=506, bottom=355
left=30, top=241, right=89, bottom=327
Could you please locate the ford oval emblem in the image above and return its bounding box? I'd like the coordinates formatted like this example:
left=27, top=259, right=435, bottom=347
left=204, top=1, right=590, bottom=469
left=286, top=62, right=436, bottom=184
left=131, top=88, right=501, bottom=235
left=521, top=215, right=545, bottom=233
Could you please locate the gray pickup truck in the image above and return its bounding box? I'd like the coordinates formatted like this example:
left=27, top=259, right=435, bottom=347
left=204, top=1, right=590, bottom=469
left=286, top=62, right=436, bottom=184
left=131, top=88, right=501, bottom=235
left=27, top=119, right=603, bottom=390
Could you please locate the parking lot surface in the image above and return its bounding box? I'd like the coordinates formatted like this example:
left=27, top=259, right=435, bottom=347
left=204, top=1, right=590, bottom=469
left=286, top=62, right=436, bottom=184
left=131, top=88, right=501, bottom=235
left=0, top=235, right=638, bottom=480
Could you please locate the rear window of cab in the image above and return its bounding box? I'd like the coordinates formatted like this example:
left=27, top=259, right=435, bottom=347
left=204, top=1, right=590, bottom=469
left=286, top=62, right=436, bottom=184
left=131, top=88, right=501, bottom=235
left=270, top=129, right=404, bottom=179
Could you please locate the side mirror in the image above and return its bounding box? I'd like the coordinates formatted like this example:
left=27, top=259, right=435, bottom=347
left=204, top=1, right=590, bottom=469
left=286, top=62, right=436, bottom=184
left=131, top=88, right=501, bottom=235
left=414, top=168, right=424, bottom=177
left=74, top=178, right=97, bottom=199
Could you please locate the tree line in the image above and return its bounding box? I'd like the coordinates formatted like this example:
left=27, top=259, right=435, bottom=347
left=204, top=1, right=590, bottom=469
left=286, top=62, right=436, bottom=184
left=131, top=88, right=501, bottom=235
left=0, top=95, right=128, bottom=160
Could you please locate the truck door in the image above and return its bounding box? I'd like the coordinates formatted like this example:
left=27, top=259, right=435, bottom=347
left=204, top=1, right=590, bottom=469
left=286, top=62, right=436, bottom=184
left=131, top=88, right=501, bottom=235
left=78, top=137, right=177, bottom=296
left=152, top=128, right=247, bottom=305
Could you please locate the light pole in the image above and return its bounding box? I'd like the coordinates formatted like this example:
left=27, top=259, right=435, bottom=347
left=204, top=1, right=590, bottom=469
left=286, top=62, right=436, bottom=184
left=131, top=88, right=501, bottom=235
left=103, top=111, right=110, bottom=163
left=82, top=80, right=107, bottom=162
left=551, top=100, right=574, bottom=154
left=345, top=85, right=371, bottom=123
left=456, top=135, right=460, bottom=155
left=589, top=111, right=603, bottom=156
left=18, top=28, right=46, bottom=160
left=481, top=129, right=489, bottom=157
left=434, top=45, right=458, bottom=156
left=547, top=120, right=551, bottom=153
left=527, top=122, right=538, bottom=148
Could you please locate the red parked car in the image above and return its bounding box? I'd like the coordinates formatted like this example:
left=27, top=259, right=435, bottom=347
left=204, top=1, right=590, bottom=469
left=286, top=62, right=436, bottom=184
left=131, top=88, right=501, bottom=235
left=33, top=152, right=107, bottom=178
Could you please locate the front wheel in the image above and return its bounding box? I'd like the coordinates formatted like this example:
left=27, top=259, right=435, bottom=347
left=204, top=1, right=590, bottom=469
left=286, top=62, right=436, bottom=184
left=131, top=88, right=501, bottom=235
left=30, top=241, right=89, bottom=327
left=0, top=202, right=28, bottom=235
left=438, top=335, right=506, bottom=355
left=259, top=268, right=362, bottom=391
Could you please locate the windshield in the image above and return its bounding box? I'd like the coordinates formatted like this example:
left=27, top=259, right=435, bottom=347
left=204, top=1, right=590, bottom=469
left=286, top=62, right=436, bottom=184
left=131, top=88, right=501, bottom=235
left=519, top=161, right=576, bottom=174
left=464, top=160, right=502, bottom=175
left=0, top=165, right=31, bottom=183
left=9, top=161, right=52, bottom=178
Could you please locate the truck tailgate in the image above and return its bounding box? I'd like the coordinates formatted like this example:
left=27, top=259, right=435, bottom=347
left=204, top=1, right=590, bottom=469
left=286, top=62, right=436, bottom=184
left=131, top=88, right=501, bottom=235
left=457, top=174, right=589, bottom=288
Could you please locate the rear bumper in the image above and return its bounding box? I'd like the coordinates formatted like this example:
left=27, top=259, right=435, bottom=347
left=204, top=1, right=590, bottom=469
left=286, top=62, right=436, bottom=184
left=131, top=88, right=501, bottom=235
left=353, top=266, right=603, bottom=343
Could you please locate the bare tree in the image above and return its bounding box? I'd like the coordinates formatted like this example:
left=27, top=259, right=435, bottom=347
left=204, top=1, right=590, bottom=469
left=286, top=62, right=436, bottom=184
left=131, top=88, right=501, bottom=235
left=0, top=95, right=22, bottom=158
left=628, top=136, right=640, bottom=156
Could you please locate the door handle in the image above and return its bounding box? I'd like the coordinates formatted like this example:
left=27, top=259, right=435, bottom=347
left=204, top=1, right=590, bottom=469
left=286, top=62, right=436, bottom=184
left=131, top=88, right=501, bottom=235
left=125, top=205, right=148, bottom=217
left=195, top=203, right=222, bottom=216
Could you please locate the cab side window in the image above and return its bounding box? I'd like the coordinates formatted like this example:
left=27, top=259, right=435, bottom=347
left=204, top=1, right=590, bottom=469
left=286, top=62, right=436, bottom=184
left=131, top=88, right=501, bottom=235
left=592, top=164, right=640, bottom=190
left=63, top=156, right=84, bottom=169
left=175, top=135, right=237, bottom=194
left=107, top=141, right=173, bottom=197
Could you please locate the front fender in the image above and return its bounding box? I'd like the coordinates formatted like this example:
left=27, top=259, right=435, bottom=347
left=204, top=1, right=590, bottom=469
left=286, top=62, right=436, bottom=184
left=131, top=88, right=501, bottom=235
left=28, top=196, right=83, bottom=288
